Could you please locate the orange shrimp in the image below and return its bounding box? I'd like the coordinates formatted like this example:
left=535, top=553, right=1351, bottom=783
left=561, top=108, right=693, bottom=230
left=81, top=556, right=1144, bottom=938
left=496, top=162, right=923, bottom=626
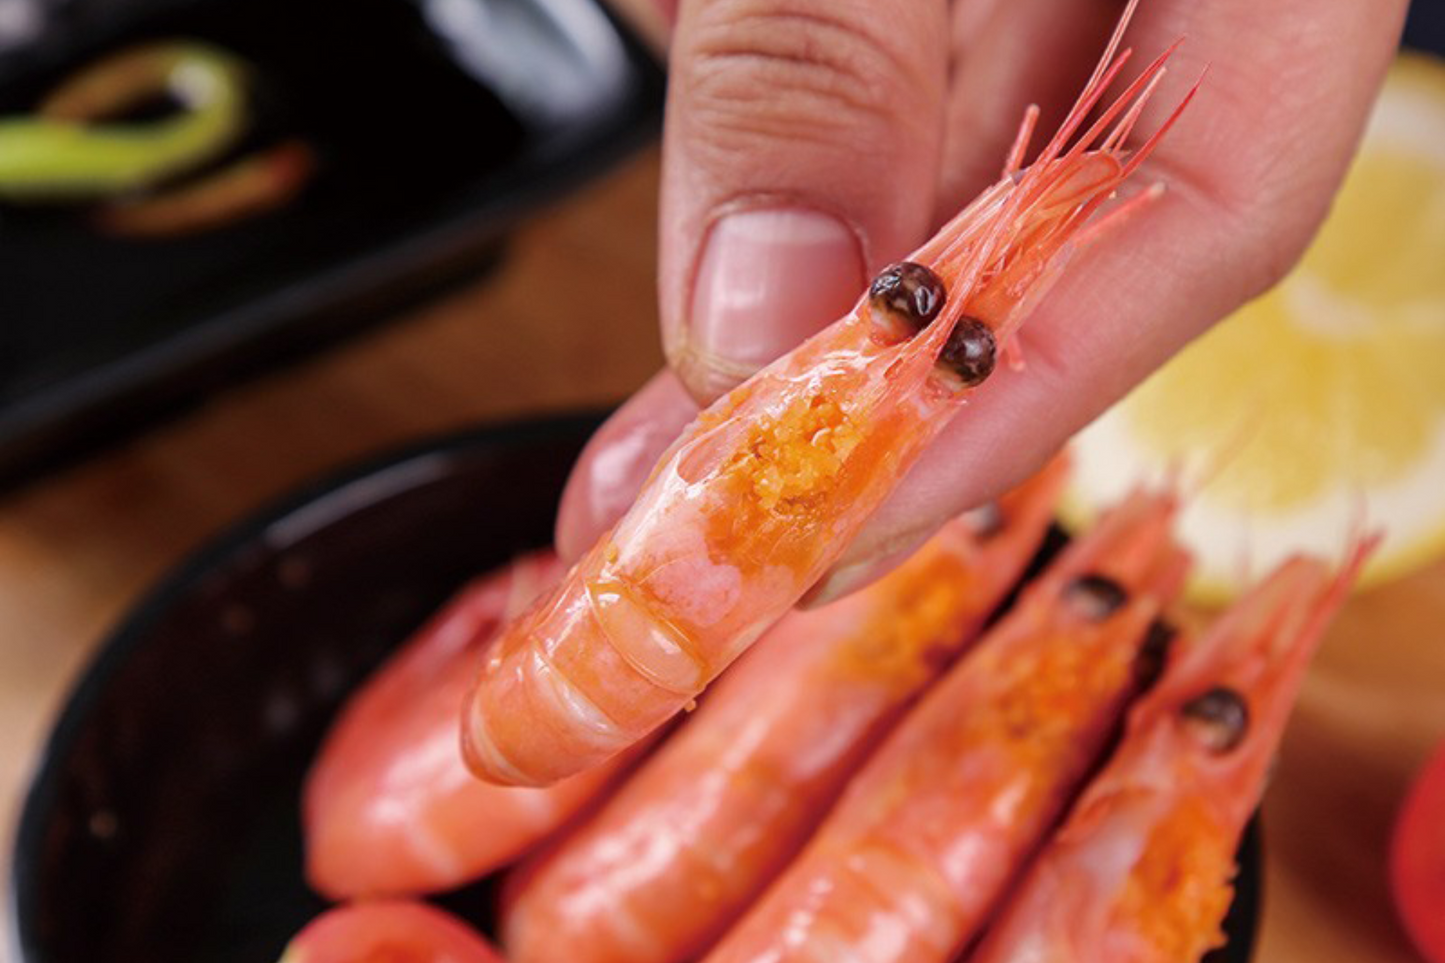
left=279, top=900, right=504, bottom=963
left=700, top=491, right=1188, bottom=963
left=501, top=463, right=1067, bottom=963
left=965, top=539, right=1375, bottom=963
left=463, top=0, right=1201, bottom=787
left=303, top=550, right=641, bottom=898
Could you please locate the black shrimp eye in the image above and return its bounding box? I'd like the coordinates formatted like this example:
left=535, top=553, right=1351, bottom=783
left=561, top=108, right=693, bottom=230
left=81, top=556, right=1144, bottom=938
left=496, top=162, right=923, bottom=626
left=1180, top=686, right=1250, bottom=753
left=1062, top=573, right=1129, bottom=621
left=869, top=261, right=946, bottom=331
left=937, top=317, right=997, bottom=387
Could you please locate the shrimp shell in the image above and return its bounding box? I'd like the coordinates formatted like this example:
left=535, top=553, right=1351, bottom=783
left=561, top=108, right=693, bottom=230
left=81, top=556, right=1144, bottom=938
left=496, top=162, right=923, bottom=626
left=966, top=539, right=1375, bottom=963
left=303, top=551, right=642, bottom=897
left=701, top=490, right=1189, bottom=963
left=464, top=0, right=1201, bottom=787
left=501, top=463, right=1066, bottom=963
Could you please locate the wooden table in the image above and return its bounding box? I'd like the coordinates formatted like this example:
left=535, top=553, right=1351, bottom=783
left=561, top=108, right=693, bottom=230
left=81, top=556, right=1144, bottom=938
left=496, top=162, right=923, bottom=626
left=1, top=149, right=1442, bottom=963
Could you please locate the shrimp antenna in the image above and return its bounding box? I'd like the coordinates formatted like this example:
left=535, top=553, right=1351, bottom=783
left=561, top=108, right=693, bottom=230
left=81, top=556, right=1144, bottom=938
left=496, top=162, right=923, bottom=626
left=1033, top=0, right=1144, bottom=167
left=1119, top=67, right=1208, bottom=180
left=1341, top=492, right=1383, bottom=571
left=1003, top=105, right=1041, bottom=177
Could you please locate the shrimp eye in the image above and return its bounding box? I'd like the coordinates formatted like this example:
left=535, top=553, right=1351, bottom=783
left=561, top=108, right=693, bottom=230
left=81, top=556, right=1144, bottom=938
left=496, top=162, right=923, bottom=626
left=1063, top=573, right=1128, bottom=620
left=938, top=318, right=997, bottom=387
left=1180, top=686, right=1249, bottom=753
left=869, top=261, right=946, bottom=332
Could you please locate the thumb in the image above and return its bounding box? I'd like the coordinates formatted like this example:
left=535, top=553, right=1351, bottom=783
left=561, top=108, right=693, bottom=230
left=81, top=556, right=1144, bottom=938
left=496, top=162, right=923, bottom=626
left=660, top=0, right=949, bottom=403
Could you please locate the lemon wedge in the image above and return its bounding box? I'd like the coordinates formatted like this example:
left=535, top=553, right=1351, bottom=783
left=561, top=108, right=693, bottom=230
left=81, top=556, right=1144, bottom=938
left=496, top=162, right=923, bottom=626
left=1064, top=52, right=1445, bottom=603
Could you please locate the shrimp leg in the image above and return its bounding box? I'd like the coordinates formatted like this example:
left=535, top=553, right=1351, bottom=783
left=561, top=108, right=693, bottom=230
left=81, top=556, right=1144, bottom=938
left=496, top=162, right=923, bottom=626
left=303, top=551, right=642, bottom=898
left=463, top=0, right=1201, bottom=787
left=501, top=463, right=1067, bottom=963
left=701, top=491, right=1188, bottom=963
left=966, top=540, right=1375, bottom=963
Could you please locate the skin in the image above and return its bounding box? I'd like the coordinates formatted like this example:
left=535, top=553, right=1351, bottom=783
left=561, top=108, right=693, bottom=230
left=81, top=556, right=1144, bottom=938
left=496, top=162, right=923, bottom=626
left=557, top=0, right=1410, bottom=600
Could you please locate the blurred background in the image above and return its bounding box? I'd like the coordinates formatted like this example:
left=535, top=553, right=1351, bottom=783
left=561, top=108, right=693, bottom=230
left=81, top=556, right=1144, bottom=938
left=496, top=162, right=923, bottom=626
left=1, top=1, right=1444, bottom=962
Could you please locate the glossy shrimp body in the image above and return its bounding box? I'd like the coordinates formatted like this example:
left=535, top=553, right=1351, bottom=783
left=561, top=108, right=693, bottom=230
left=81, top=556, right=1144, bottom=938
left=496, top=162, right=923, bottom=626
left=966, top=541, right=1375, bottom=963
left=501, top=464, right=1067, bottom=963
left=464, top=0, right=1200, bottom=788
left=701, top=491, right=1189, bottom=963
left=279, top=900, right=504, bottom=963
left=303, top=551, right=641, bottom=898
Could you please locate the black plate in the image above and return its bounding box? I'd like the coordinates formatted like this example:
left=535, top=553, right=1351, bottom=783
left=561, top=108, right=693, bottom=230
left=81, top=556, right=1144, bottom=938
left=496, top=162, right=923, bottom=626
left=8, top=414, right=1259, bottom=963
left=0, top=0, right=663, bottom=486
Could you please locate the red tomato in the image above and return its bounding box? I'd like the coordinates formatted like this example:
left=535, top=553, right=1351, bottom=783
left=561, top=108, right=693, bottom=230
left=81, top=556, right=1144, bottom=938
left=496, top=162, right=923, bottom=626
left=281, top=900, right=504, bottom=963
left=1392, top=739, right=1445, bottom=963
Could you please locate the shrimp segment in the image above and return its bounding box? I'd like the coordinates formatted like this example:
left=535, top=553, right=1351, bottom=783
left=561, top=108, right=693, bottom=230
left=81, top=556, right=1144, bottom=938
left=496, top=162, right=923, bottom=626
left=501, top=463, right=1067, bottom=963
left=464, top=0, right=1199, bottom=788
left=701, top=492, right=1187, bottom=963
left=967, top=540, right=1375, bottom=963
left=303, top=551, right=641, bottom=898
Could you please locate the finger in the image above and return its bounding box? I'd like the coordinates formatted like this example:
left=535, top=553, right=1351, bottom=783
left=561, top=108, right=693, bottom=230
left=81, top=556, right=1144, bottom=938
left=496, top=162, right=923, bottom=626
left=659, top=0, right=950, bottom=403
left=937, top=0, right=1122, bottom=214
left=555, top=370, right=698, bottom=562
left=811, top=0, right=1408, bottom=596
left=605, top=0, right=675, bottom=51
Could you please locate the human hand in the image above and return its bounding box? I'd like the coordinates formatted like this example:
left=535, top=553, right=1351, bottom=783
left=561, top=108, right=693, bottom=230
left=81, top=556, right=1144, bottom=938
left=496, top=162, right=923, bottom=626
left=557, top=0, right=1409, bottom=602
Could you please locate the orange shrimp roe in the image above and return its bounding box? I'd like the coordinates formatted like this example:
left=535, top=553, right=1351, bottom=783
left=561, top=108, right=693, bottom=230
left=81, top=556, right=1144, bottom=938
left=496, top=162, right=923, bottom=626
left=1116, top=796, right=1235, bottom=957
left=703, top=393, right=873, bottom=577
left=727, top=395, right=862, bottom=514
left=837, top=547, right=985, bottom=690
left=985, top=628, right=1132, bottom=754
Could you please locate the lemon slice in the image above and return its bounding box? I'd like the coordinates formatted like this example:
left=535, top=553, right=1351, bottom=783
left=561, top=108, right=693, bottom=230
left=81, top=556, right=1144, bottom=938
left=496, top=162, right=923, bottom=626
left=1064, top=52, right=1445, bottom=604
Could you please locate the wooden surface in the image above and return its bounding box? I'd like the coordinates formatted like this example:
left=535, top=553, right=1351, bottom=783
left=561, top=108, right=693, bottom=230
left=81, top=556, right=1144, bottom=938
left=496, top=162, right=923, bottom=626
left=2, top=149, right=1442, bottom=963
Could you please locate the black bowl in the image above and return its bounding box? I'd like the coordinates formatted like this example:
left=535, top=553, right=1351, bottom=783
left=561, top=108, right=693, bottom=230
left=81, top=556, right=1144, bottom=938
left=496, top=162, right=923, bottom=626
left=0, top=0, right=664, bottom=487
left=8, top=414, right=1260, bottom=962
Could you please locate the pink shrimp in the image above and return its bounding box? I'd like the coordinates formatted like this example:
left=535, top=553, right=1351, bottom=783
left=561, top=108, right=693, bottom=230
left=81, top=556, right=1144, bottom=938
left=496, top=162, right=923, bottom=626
left=278, top=900, right=503, bottom=963
left=501, top=462, right=1067, bottom=963
left=302, top=550, right=642, bottom=898
left=966, top=539, right=1376, bottom=963
left=463, top=0, right=1201, bottom=787
left=700, top=491, right=1188, bottom=963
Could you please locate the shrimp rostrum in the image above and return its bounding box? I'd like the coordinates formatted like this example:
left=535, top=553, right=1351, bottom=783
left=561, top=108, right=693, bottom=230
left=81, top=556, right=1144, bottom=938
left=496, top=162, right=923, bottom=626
left=968, top=539, right=1375, bottom=963
left=464, top=0, right=1201, bottom=787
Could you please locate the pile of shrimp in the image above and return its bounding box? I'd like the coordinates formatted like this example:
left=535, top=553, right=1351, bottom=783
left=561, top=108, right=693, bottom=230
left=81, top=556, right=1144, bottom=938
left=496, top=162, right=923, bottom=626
left=278, top=4, right=1376, bottom=961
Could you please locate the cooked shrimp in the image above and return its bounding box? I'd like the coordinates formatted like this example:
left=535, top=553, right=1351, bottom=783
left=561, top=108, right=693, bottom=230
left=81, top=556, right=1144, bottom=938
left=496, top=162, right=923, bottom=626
left=966, top=539, right=1375, bottom=963
left=501, top=462, right=1067, bottom=963
left=279, top=899, right=503, bottom=963
left=303, top=550, right=641, bottom=898
left=701, top=491, right=1188, bottom=963
left=463, top=0, right=1201, bottom=787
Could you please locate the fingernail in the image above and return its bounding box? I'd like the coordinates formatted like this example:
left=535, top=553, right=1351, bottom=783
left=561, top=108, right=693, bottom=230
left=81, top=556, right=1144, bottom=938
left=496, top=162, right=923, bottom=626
left=555, top=372, right=697, bottom=561
left=686, top=209, right=864, bottom=395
